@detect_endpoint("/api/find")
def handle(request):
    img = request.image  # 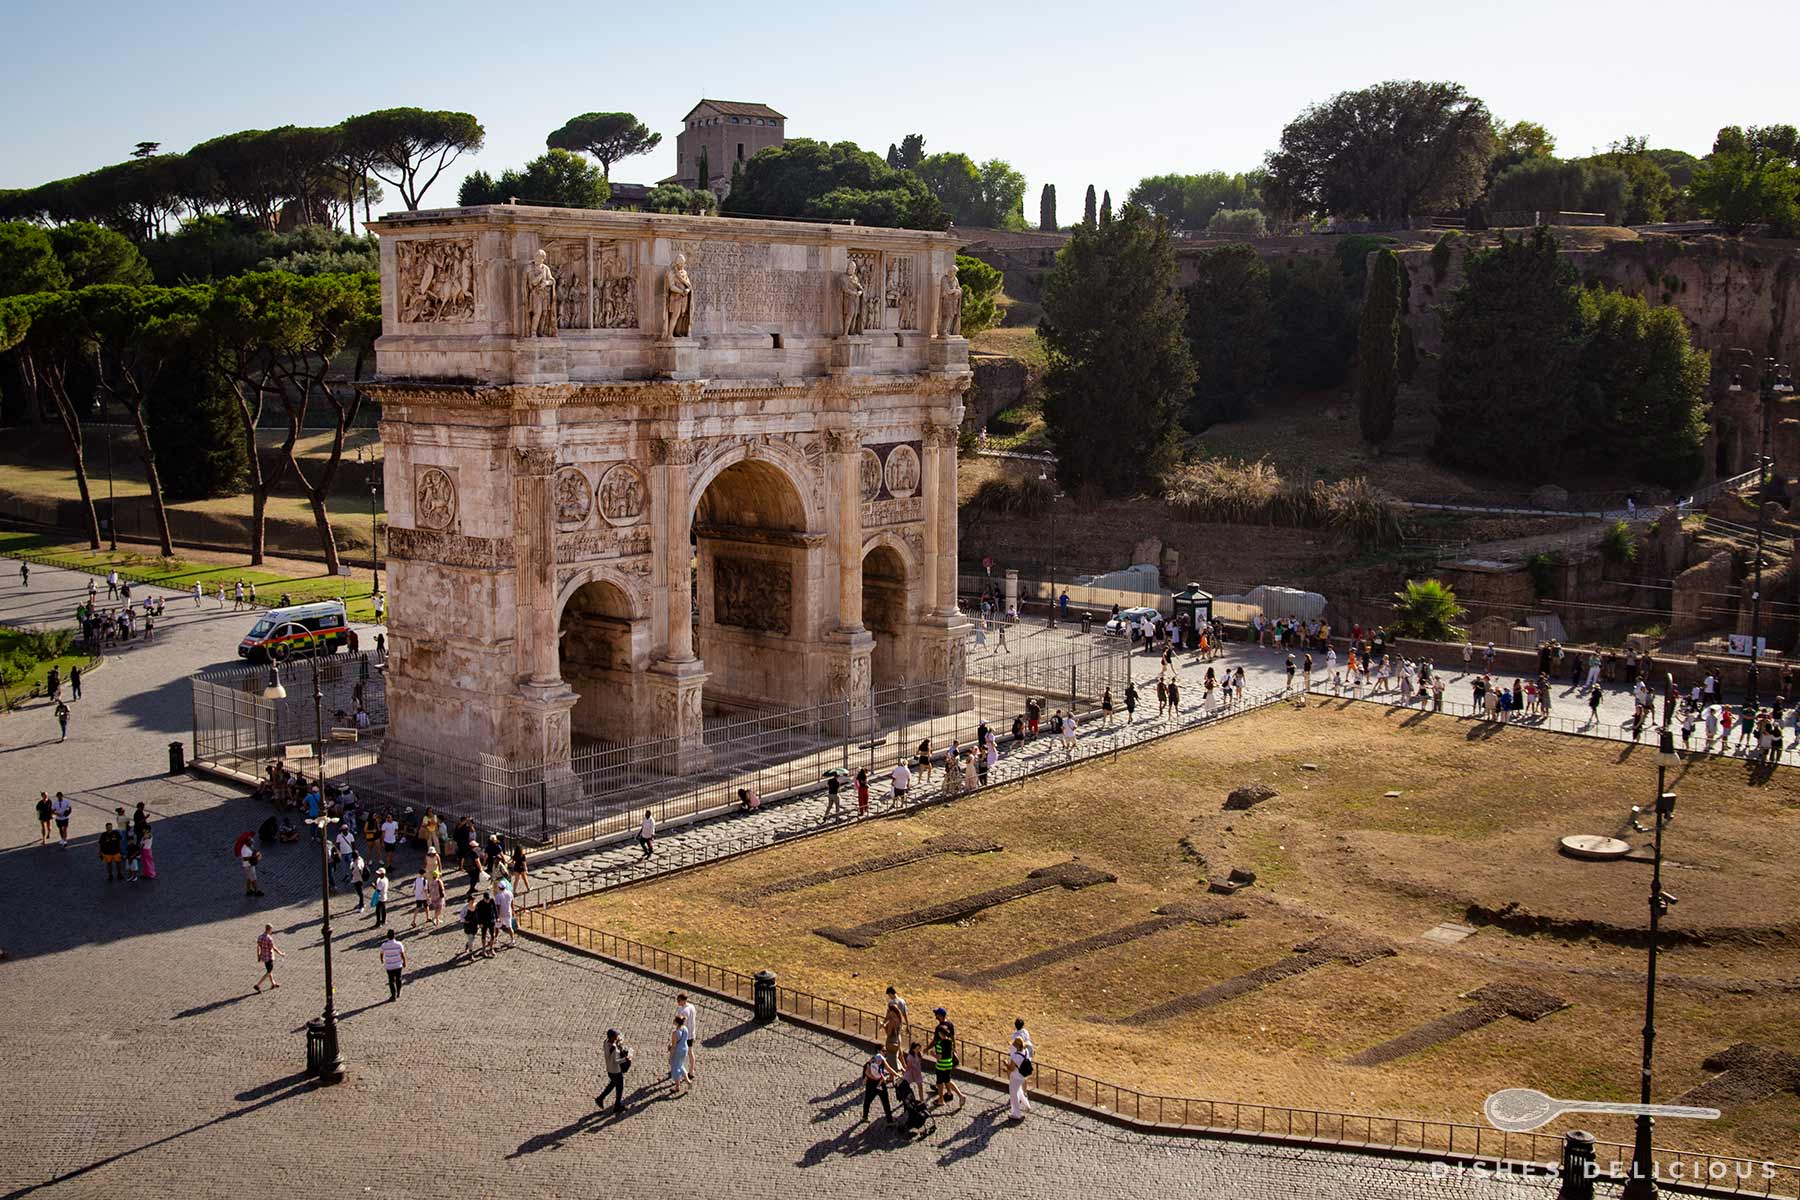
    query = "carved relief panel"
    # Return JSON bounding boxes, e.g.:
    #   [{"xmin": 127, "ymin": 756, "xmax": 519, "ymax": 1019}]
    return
[
  {"xmin": 861, "ymin": 440, "xmax": 925, "ymax": 526},
  {"xmin": 396, "ymin": 239, "xmax": 476, "ymax": 324},
  {"xmin": 713, "ymin": 556, "xmax": 792, "ymax": 635},
  {"xmin": 594, "ymin": 240, "xmax": 638, "ymax": 329},
  {"xmin": 546, "ymin": 240, "xmax": 589, "ymax": 332},
  {"xmin": 414, "ymin": 466, "xmax": 458, "ymax": 531},
  {"xmin": 553, "ymin": 466, "xmax": 592, "ymax": 528},
  {"xmin": 849, "ymin": 249, "xmax": 882, "ymax": 331},
  {"xmin": 884, "ymin": 255, "xmax": 917, "ymax": 330},
  {"xmin": 598, "ymin": 463, "xmax": 648, "ymax": 526},
  {"xmin": 882, "ymin": 444, "xmax": 921, "ymax": 498},
  {"xmin": 859, "ymin": 449, "xmax": 884, "ymax": 502}
]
